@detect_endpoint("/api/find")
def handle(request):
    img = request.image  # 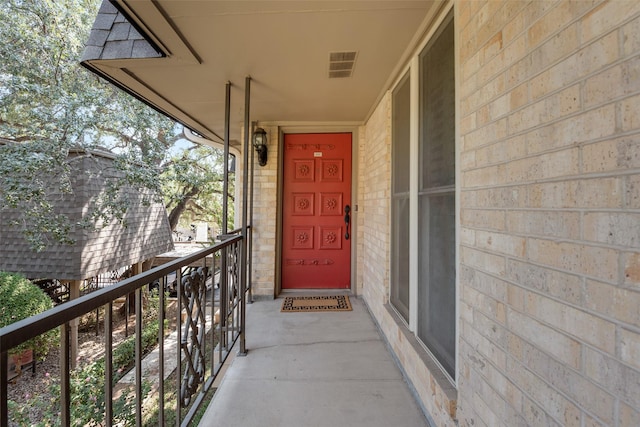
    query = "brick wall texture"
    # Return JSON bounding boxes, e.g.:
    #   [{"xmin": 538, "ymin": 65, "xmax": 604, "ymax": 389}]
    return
[
  {"xmin": 248, "ymin": 126, "xmax": 279, "ymax": 297},
  {"xmin": 454, "ymin": 1, "xmax": 640, "ymax": 426},
  {"xmin": 355, "ymin": 1, "xmax": 640, "ymax": 426},
  {"xmin": 248, "ymin": 1, "xmax": 640, "ymax": 425}
]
